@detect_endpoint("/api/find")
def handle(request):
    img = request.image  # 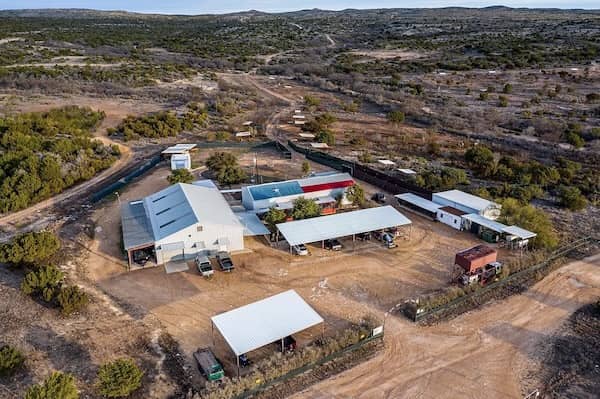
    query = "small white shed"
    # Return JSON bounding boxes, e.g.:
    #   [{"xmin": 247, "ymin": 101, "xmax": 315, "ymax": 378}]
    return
[{"xmin": 171, "ymin": 153, "xmax": 191, "ymax": 170}]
